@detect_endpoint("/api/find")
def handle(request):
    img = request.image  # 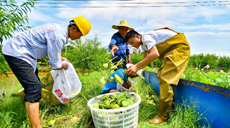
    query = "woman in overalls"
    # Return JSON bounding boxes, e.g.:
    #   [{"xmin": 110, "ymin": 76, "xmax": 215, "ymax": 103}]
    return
[{"xmin": 124, "ymin": 28, "xmax": 190, "ymax": 124}]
